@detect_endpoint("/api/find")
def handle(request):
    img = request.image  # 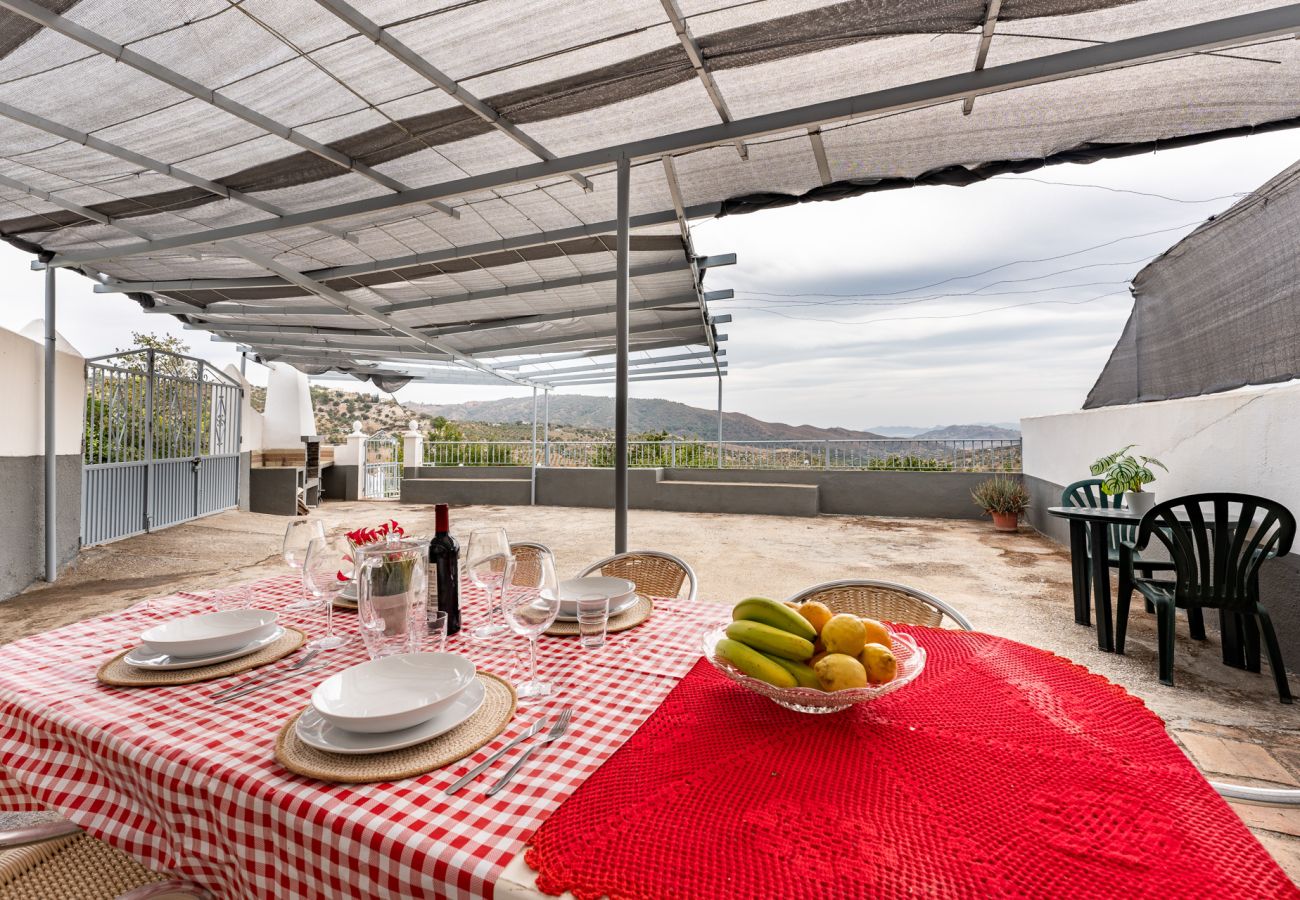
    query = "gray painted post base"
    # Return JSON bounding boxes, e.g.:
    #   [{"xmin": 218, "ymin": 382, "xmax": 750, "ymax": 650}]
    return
[{"xmin": 0, "ymin": 454, "xmax": 81, "ymax": 602}]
